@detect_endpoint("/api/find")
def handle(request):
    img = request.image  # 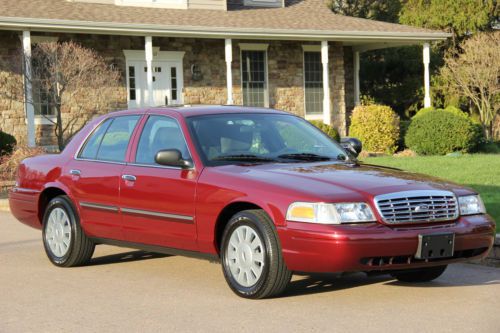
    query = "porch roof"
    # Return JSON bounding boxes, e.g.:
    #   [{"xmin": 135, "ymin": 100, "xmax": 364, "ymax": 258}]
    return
[{"xmin": 0, "ymin": 0, "xmax": 450, "ymax": 43}]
